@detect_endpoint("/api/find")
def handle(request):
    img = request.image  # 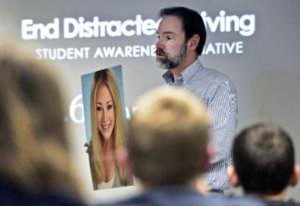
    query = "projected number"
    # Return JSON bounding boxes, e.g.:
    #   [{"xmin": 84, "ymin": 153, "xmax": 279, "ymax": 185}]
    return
[{"xmin": 69, "ymin": 94, "xmax": 84, "ymax": 123}]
